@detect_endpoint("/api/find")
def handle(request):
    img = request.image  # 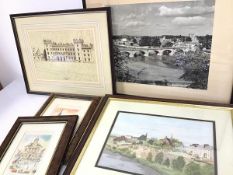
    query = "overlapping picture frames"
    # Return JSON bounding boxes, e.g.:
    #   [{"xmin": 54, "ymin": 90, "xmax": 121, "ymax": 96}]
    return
[
  {"xmin": 35, "ymin": 94, "xmax": 101, "ymax": 163},
  {"xmin": 0, "ymin": 116, "xmax": 78, "ymax": 175},
  {"xmin": 5, "ymin": 1, "xmax": 233, "ymax": 175},
  {"xmin": 64, "ymin": 95, "xmax": 233, "ymax": 175}
]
